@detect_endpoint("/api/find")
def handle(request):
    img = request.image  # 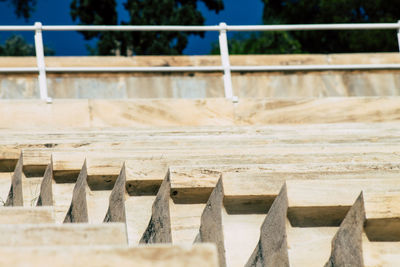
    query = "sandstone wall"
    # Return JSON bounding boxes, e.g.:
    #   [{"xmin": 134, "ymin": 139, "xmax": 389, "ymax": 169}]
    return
[{"xmin": 1, "ymin": 54, "xmax": 400, "ymax": 99}]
